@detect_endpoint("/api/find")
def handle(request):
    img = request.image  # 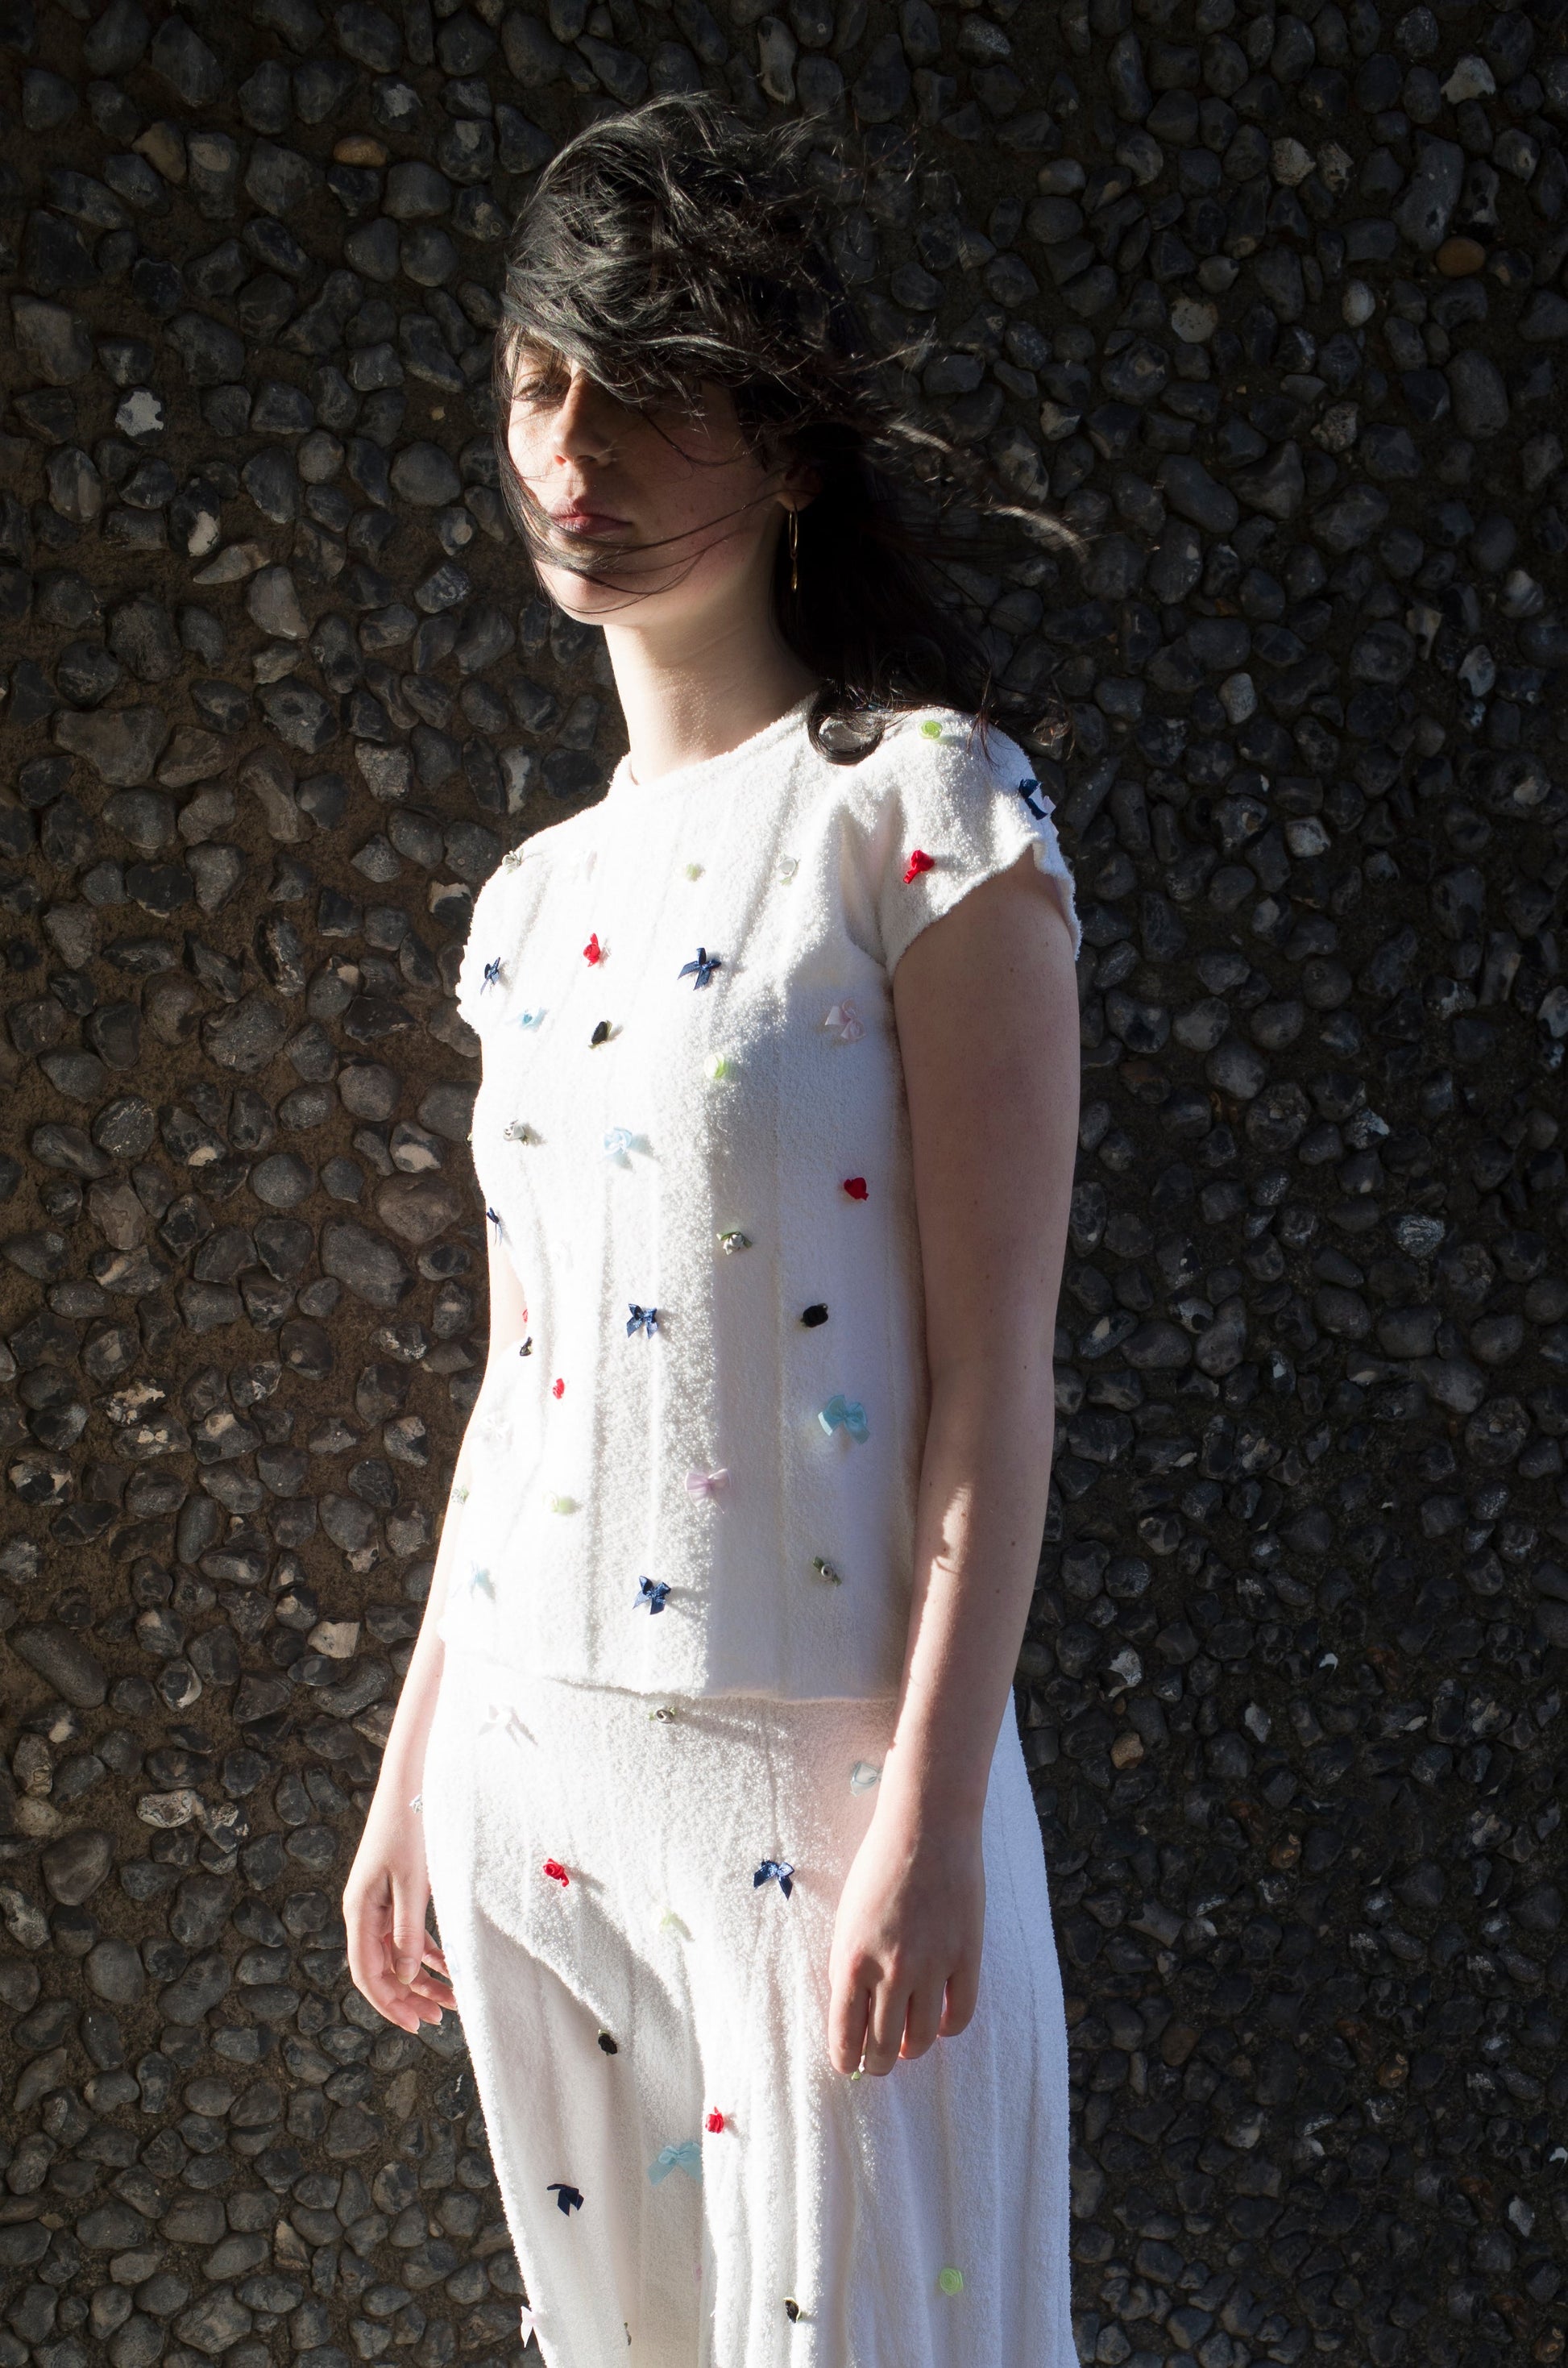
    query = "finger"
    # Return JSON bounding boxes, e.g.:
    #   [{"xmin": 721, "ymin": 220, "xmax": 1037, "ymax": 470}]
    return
[
  {"xmin": 900, "ymin": 1975, "xmax": 945, "ymax": 2062},
  {"xmin": 377, "ymin": 1908, "xmax": 454, "ymax": 2026},
  {"xmin": 938, "ymin": 1953, "xmax": 981, "ymax": 2038},
  {"xmin": 400, "ymin": 1986, "xmax": 451, "ymax": 2029},
  {"xmin": 353, "ymin": 1950, "xmax": 425, "ymax": 2033},
  {"xmin": 827, "ymin": 1964, "xmax": 873, "ymax": 2076},
  {"xmin": 345, "ymin": 1877, "xmax": 439, "ymax": 2032},
  {"xmin": 407, "ymin": 1951, "xmax": 458, "ymax": 2011},
  {"xmin": 863, "ymin": 1975, "xmax": 909, "ymax": 2076},
  {"xmin": 407, "ymin": 1956, "xmax": 455, "ymax": 2000},
  {"xmin": 390, "ymin": 1886, "xmax": 433, "ymax": 1986}
]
